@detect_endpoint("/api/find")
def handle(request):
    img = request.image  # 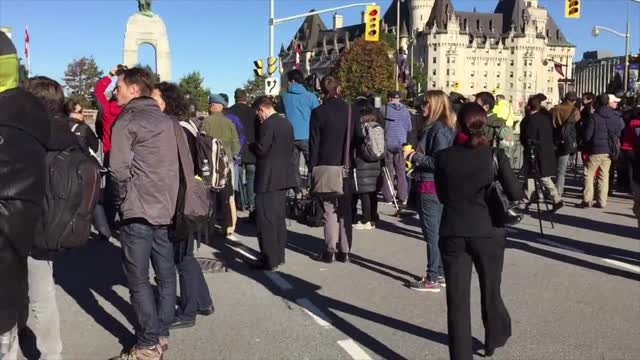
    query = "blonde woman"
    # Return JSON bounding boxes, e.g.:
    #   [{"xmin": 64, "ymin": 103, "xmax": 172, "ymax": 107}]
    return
[{"xmin": 403, "ymin": 90, "xmax": 456, "ymax": 292}]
